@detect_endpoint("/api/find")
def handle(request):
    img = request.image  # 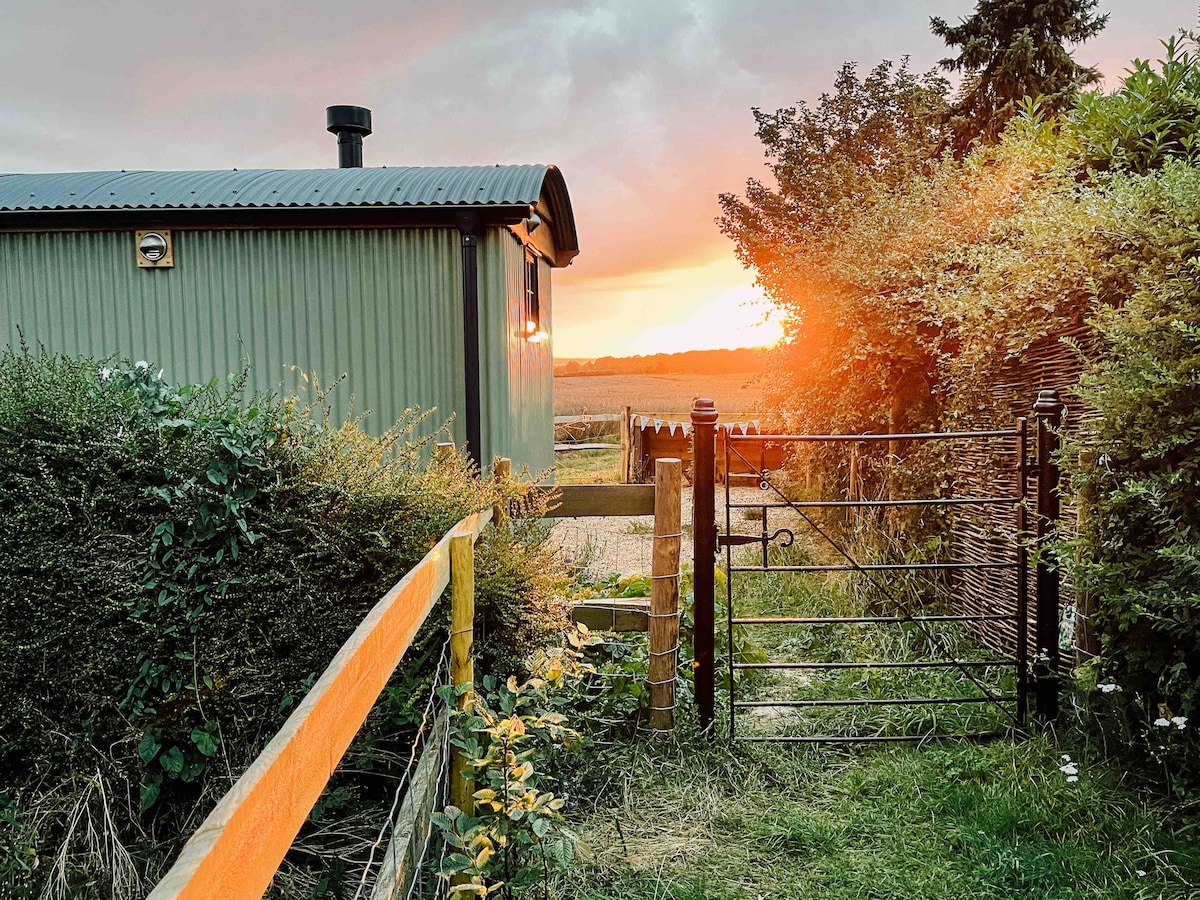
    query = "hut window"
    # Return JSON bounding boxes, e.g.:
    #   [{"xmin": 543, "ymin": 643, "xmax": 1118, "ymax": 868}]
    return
[{"xmin": 523, "ymin": 250, "xmax": 544, "ymax": 342}]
